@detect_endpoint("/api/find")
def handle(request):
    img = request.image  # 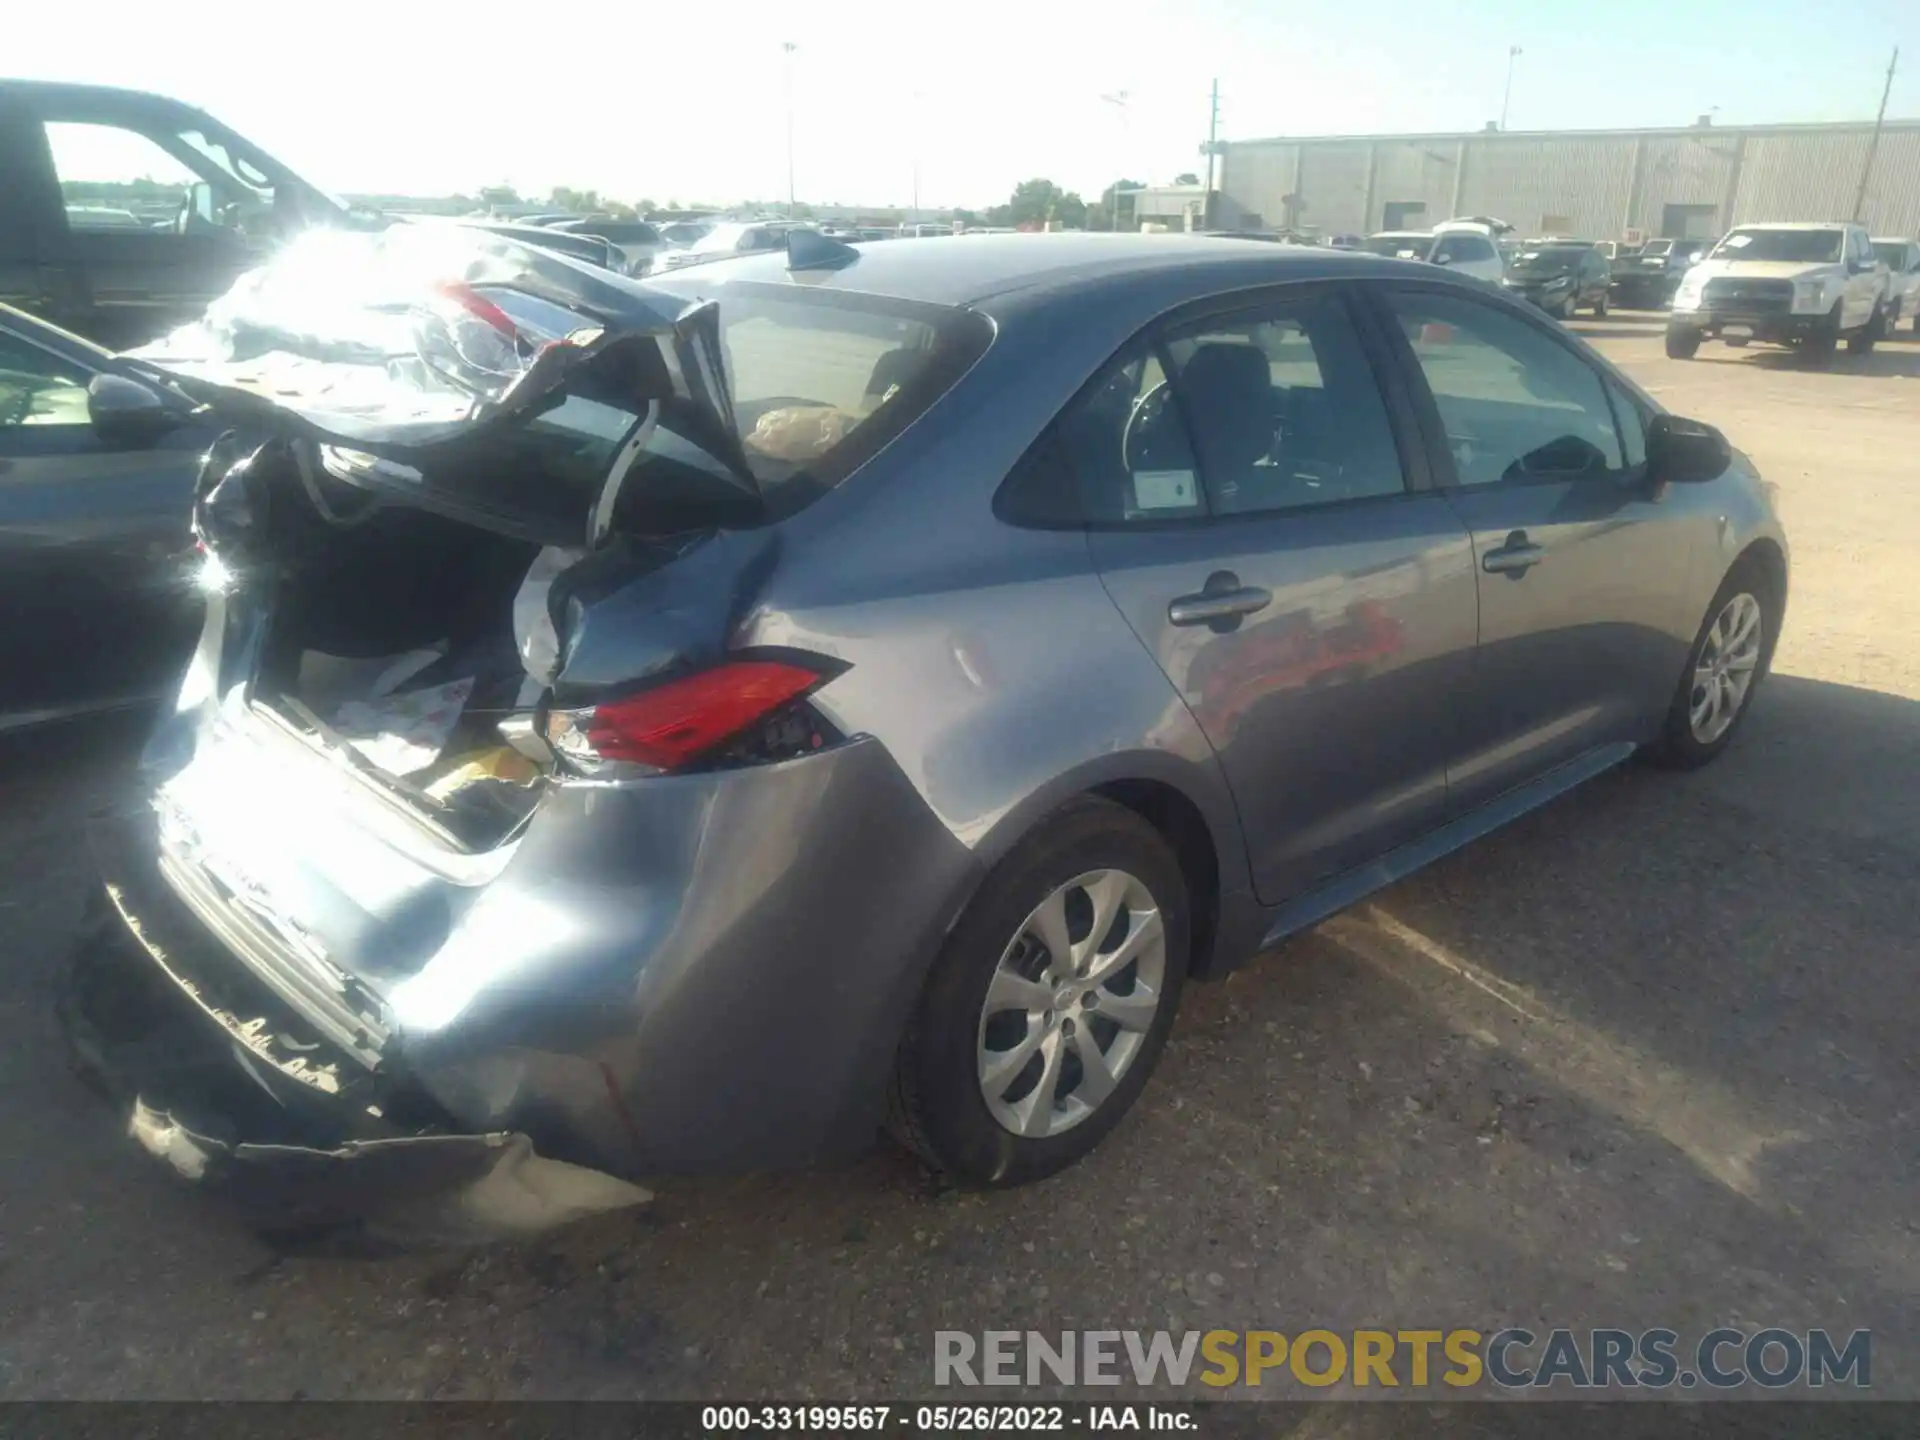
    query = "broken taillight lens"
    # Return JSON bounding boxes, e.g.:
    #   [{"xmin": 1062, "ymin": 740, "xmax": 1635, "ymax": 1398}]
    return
[{"xmin": 545, "ymin": 660, "xmax": 830, "ymax": 775}]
